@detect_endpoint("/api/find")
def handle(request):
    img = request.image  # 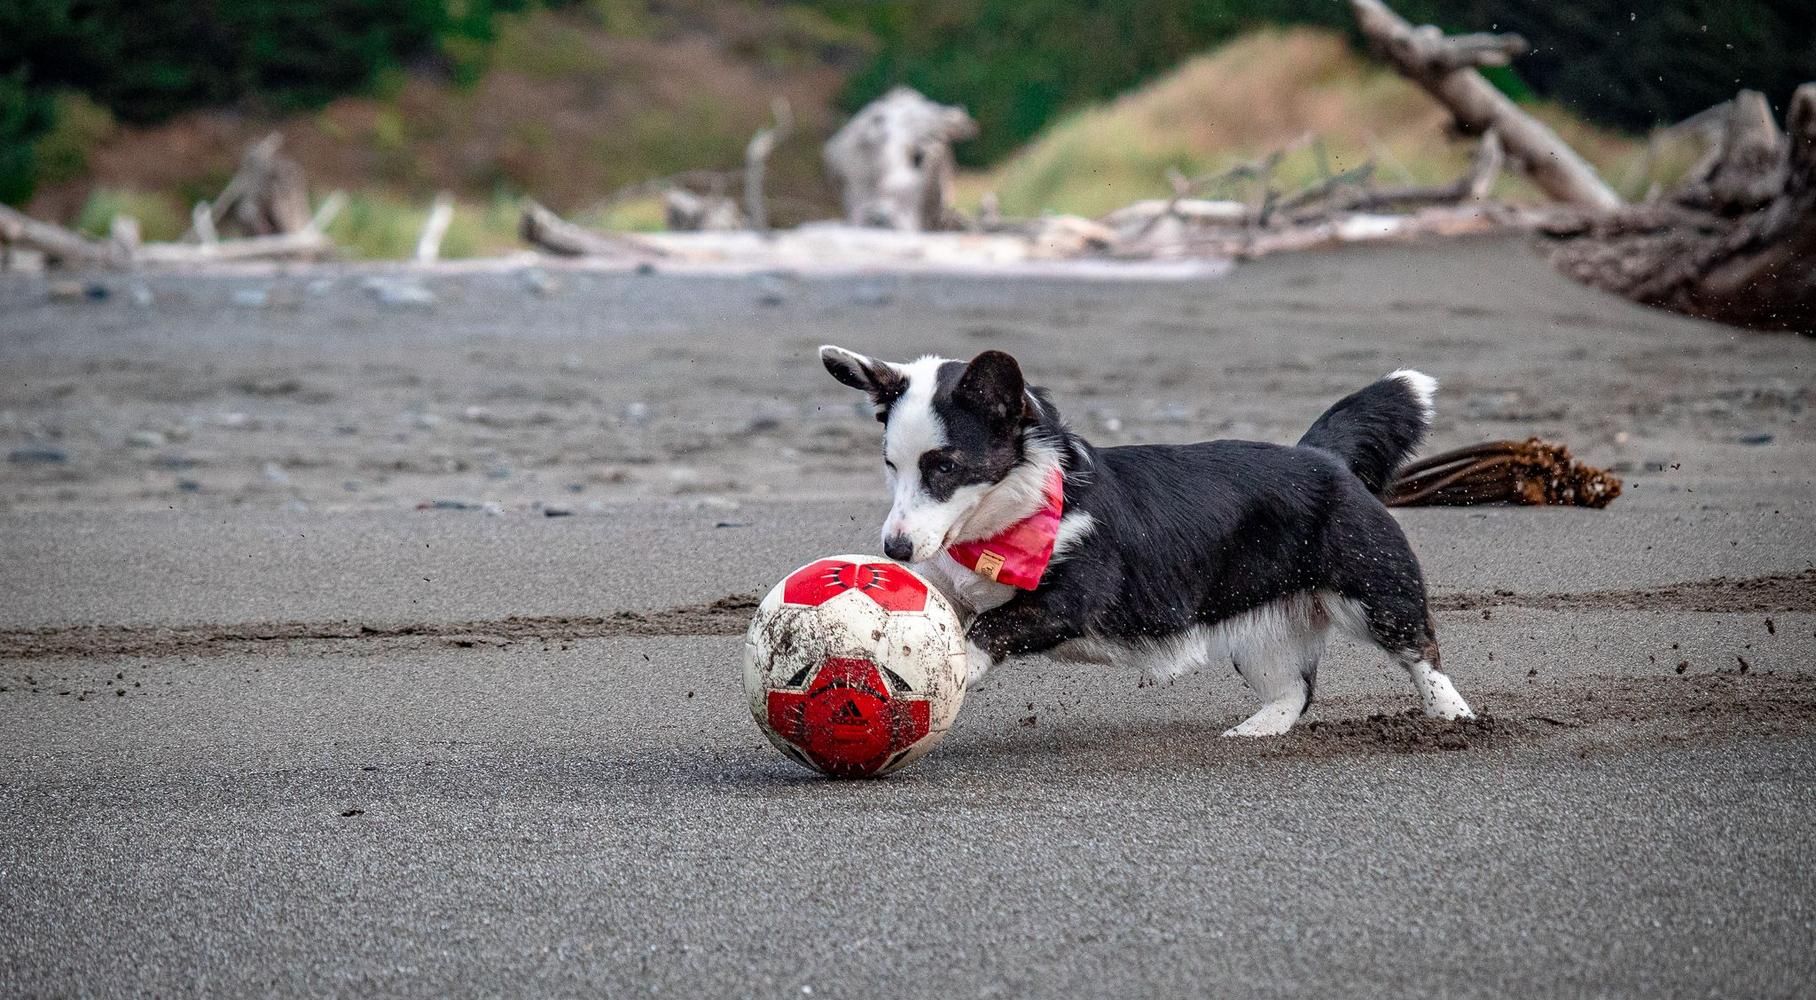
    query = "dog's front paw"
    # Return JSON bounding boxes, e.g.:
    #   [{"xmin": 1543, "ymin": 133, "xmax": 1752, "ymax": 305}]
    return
[{"xmin": 963, "ymin": 640, "xmax": 997, "ymax": 691}]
